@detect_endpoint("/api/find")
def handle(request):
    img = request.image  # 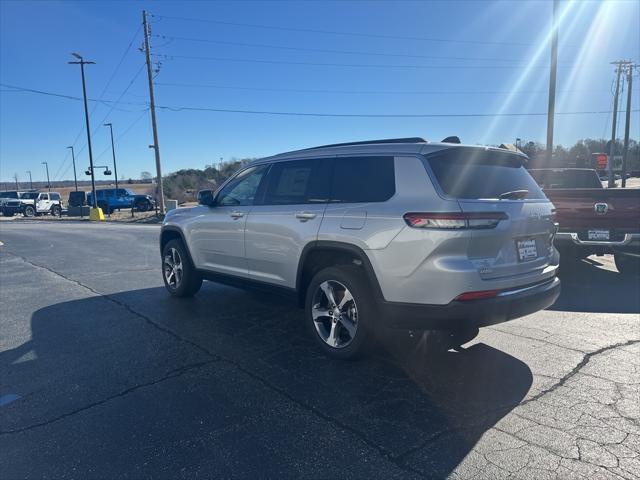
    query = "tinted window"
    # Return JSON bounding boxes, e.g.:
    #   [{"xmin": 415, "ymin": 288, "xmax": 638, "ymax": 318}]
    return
[
  {"xmin": 50, "ymin": 193, "xmax": 60, "ymax": 201},
  {"xmin": 39, "ymin": 194, "xmax": 49, "ymax": 201},
  {"xmin": 21, "ymin": 192, "xmax": 38, "ymax": 200},
  {"xmin": 217, "ymin": 165, "xmax": 268, "ymax": 206},
  {"xmin": 262, "ymin": 159, "xmax": 331, "ymax": 205},
  {"xmin": 426, "ymin": 149, "xmax": 545, "ymax": 200},
  {"xmin": 330, "ymin": 156, "xmax": 395, "ymax": 203},
  {"xmin": 117, "ymin": 189, "xmax": 129, "ymax": 196},
  {"xmin": 529, "ymin": 169, "xmax": 602, "ymax": 189}
]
